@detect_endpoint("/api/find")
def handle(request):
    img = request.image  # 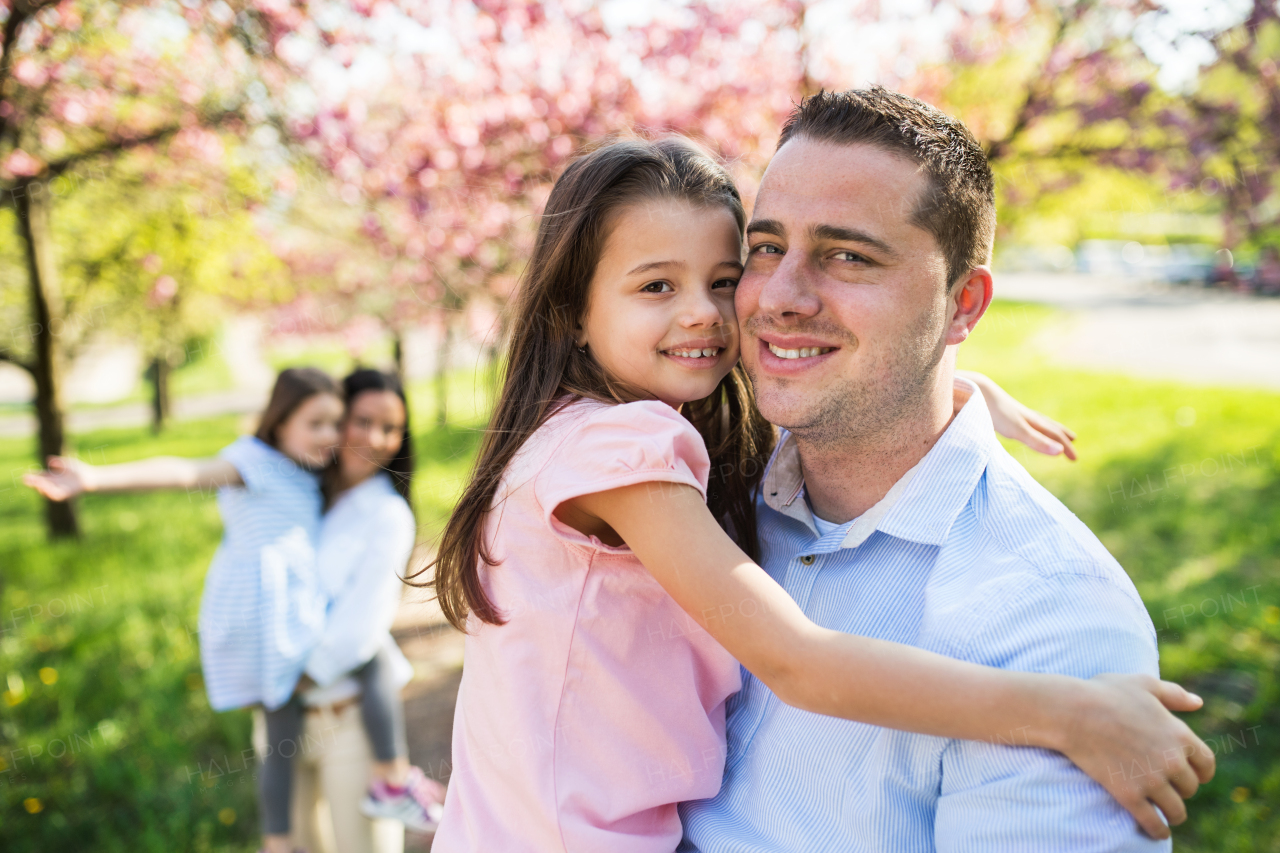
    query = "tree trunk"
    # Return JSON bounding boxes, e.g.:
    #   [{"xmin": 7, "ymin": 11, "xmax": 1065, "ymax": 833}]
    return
[
  {"xmin": 392, "ymin": 329, "xmax": 406, "ymax": 382},
  {"xmin": 434, "ymin": 322, "xmax": 451, "ymax": 428},
  {"xmin": 15, "ymin": 178, "xmax": 78, "ymax": 538},
  {"xmin": 148, "ymin": 355, "xmax": 171, "ymax": 434}
]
